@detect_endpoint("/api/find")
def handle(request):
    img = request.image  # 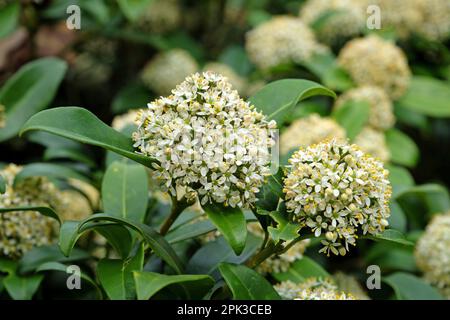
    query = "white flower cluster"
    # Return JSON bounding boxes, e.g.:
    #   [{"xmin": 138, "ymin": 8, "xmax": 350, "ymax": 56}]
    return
[
  {"xmin": 338, "ymin": 36, "xmax": 411, "ymax": 100},
  {"xmin": 203, "ymin": 63, "xmax": 247, "ymax": 95},
  {"xmin": 280, "ymin": 114, "xmax": 346, "ymax": 155},
  {"xmin": 0, "ymin": 164, "xmax": 60, "ymax": 258},
  {"xmin": 415, "ymin": 0, "xmax": 450, "ymax": 41},
  {"xmin": 133, "ymin": 71, "xmax": 276, "ymax": 208},
  {"xmin": 299, "ymin": 0, "xmax": 365, "ymax": 45},
  {"xmin": 333, "ymin": 272, "xmax": 370, "ymax": 300},
  {"xmin": 0, "ymin": 104, "xmax": 5, "ymax": 128},
  {"xmin": 283, "ymin": 140, "xmax": 392, "ymax": 256},
  {"xmin": 415, "ymin": 212, "xmax": 450, "ymax": 299},
  {"xmin": 137, "ymin": 0, "xmax": 181, "ymax": 34},
  {"xmin": 245, "ymin": 16, "xmax": 328, "ymax": 70},
  {"xmin": 141, "ymin": 49, "xmax": 198, "ymax": 96},
  {"xmin": 58, "ymin": 190, "xmax": 93, "ymax": 222},
  {"xmin": 274, "ymin": 277, "xmax": 357, "ymax": 300},
  {"xmin": 334, "ymin": 86, "xmax": 395, "ymax": 131},
  {"xmin": 112, "ymin": 109, "xmax": 141, "ymax": 132},
  {"xmin": 354, "ymin": 127, "xmax": 390, "ymax": 163}
]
